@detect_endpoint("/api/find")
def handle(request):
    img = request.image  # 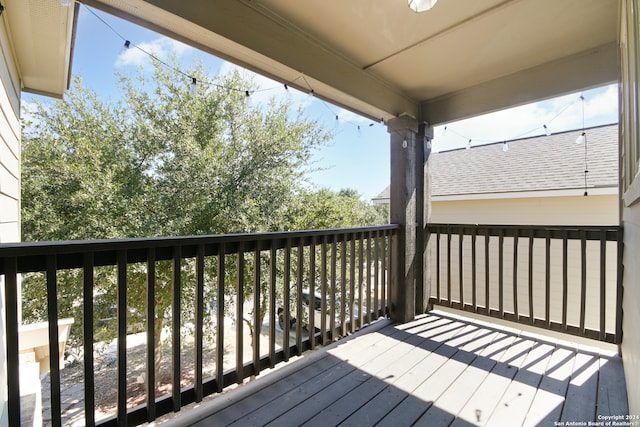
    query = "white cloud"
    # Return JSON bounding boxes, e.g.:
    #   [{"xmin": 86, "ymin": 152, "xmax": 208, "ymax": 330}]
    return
[{"xmin": 115, "ymin": 37, "xmax": 193, "ymax": 67}]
